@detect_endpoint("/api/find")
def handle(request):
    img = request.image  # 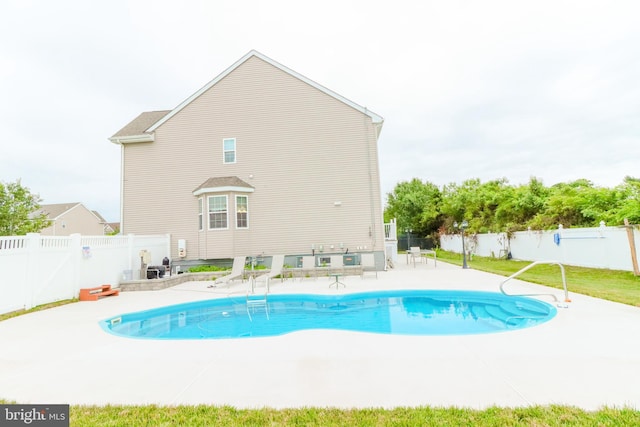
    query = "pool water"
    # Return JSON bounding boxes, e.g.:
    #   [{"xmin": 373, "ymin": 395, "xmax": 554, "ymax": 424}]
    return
[{"xmin": 101, "ymin": 290, "xmax": 557, "ymax": 339}]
